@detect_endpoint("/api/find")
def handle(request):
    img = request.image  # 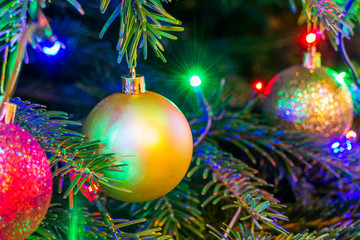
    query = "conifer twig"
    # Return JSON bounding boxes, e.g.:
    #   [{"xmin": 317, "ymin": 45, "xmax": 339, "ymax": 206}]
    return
[
  {"xmin": 224, "ymin": 207, "xmax": 241, "ymax": 238},
  {"xmin": 99, "ymin": 0, "xmax": 183, "ymax": 67},
  {"xmin": 94, "ymin": 194, "xmax": 120, "ymax": 240}
]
